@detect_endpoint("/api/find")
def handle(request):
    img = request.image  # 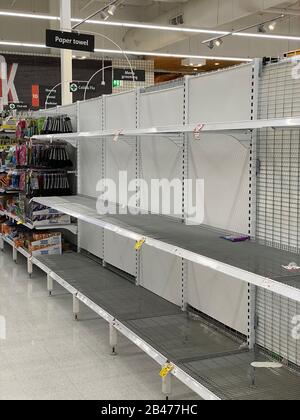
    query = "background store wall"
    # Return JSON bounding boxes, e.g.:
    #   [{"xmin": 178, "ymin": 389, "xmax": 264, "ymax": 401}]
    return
[{"xmin": 0, "ymin": 52, "xmax": 154, "ymax": 108}]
